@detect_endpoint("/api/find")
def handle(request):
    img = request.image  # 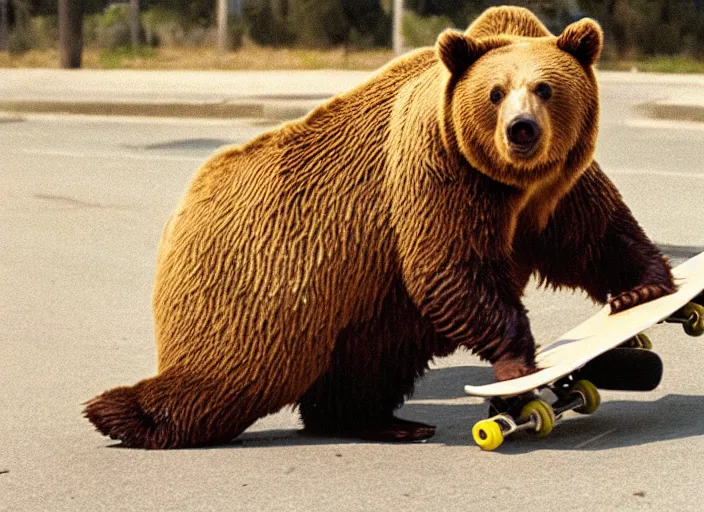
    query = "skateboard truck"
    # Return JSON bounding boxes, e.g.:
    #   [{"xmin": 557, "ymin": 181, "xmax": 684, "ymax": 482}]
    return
[
  {"xmin": 664, "ymin": 302, "xmax": 704, "ymax": 336},
  {"xmin": 472, "ymin": 380, "xmax": 601, "ymax": 451}
]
